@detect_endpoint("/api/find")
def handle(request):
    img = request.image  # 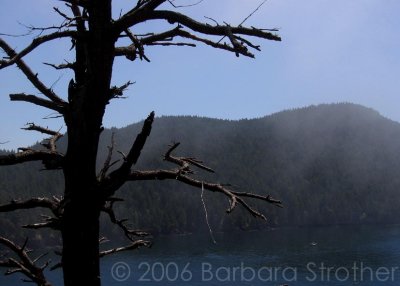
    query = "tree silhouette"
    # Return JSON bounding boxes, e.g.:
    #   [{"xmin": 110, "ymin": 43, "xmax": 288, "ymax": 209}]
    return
[{"xmin": 0, "ymin": 1, "xmax": 282, "ymax": 286}]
